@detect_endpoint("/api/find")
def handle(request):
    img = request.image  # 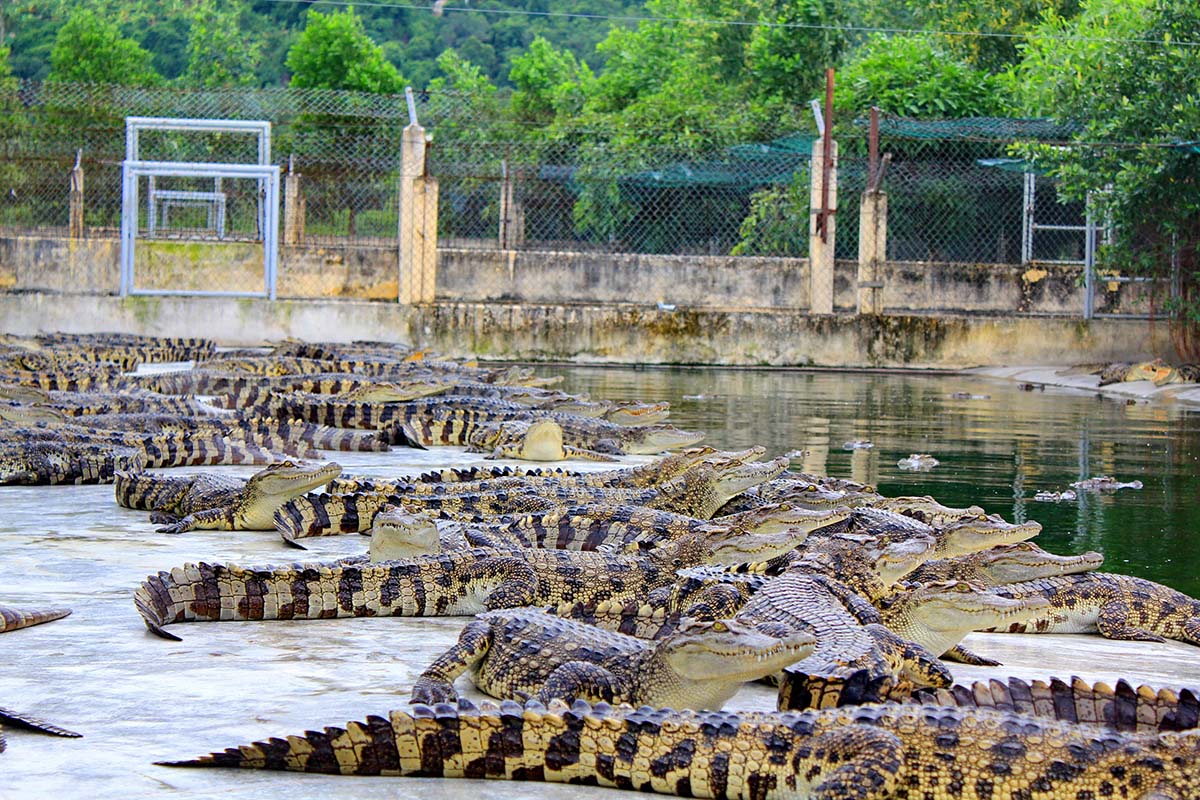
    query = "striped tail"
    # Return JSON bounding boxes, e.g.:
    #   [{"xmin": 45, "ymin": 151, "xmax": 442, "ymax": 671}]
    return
[
  {"xmin": 273, "ymin": 493, "xmax": 389, "ymax": 543},
  {"xmin": 156, "ymin": 698, "xmax": 783, "ymax": 799},
  {"xmin": 0, "ymin": 605, "xmax": 71, "ymax": 633},
  {"xmin": 911, "ymin": 676, "xmax": 1200, "ymax": 733},
  {"xmin": 133, "ymin": 556, "xmax": 505, "ymax": 639},
  {"xmin": 0, "ymin": 706, "xmax": 82, "ymax": 738},
  {"xmin": 303, "ymin": 424, "xmax": 391, "ymax": 452},
  {"xmin": 140, "ymin": 437, "xmax": 290, "ymax": 468}
]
